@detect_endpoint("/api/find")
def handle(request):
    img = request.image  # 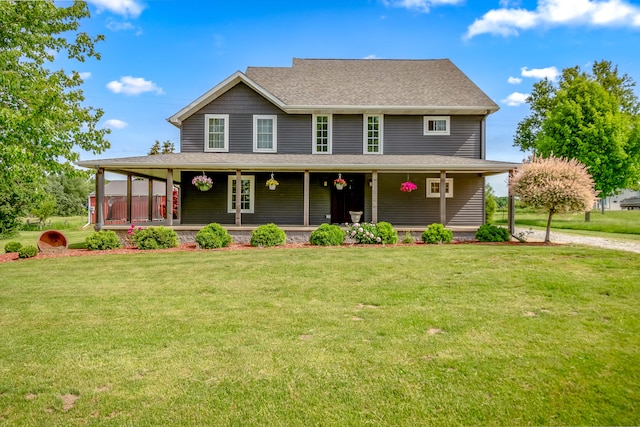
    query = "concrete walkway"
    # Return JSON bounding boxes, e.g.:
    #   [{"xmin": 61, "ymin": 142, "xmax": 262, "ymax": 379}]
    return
[{"xmin": 516, "ymin": 228, "xmax": 640, "ymax": 254}]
